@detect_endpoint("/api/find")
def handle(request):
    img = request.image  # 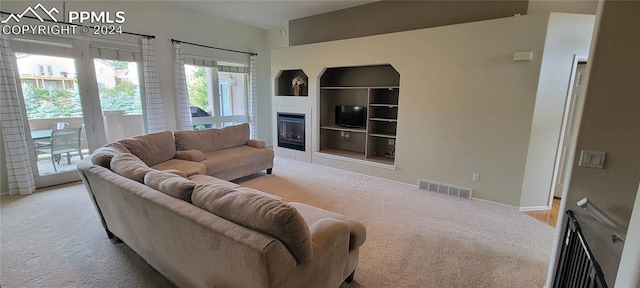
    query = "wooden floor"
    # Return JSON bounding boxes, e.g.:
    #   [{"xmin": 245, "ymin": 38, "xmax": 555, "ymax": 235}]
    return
[{"xmin": 523, "ymin": 197, "xmax": 561, "ymax": 227}]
